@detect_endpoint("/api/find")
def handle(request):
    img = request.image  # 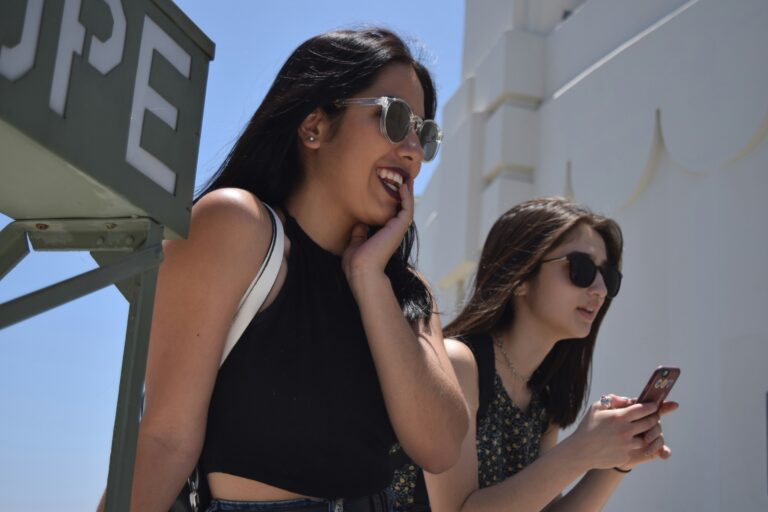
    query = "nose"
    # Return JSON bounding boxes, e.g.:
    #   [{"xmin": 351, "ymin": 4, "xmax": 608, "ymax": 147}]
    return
[
  {"xmin": 395, "ymin": 127, "xmax": 424, "ymax": 164},
  {"xmin": 589, "ymin": 270, "xmax": 608, "ymax": 298}
]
